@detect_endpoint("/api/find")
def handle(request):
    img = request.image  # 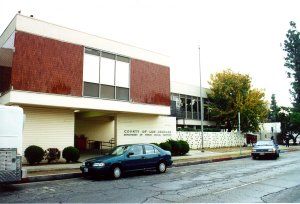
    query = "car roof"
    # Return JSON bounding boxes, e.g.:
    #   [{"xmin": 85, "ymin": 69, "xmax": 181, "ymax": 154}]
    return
[{"xmin": 117, "ymin": 143, "xmax": 156, "ymax": 146}]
